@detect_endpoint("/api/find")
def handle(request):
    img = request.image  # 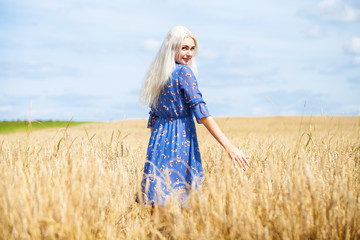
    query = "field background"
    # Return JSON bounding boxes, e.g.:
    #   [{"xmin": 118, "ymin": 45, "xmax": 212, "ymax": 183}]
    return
[{"xmin": 0, "ymin": 116, "xmax": 359, "ymax": 239}]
